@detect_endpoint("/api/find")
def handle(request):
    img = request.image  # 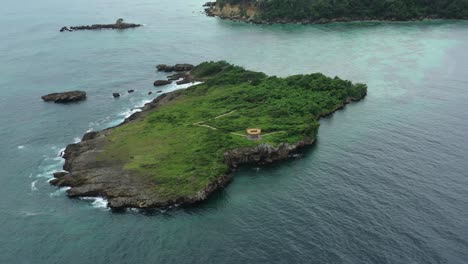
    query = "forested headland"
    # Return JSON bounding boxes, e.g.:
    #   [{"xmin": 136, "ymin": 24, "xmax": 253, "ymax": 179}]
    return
[{"xmin": 205, "ymin": 0, "xmax": 468, "ymax": 23}]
